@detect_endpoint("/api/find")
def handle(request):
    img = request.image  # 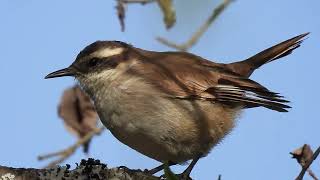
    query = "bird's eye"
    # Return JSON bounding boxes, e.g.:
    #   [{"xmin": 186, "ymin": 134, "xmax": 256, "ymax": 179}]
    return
[{"xmin": 88, "ymin": 57, "xmax": 100, "ymax": 67}]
